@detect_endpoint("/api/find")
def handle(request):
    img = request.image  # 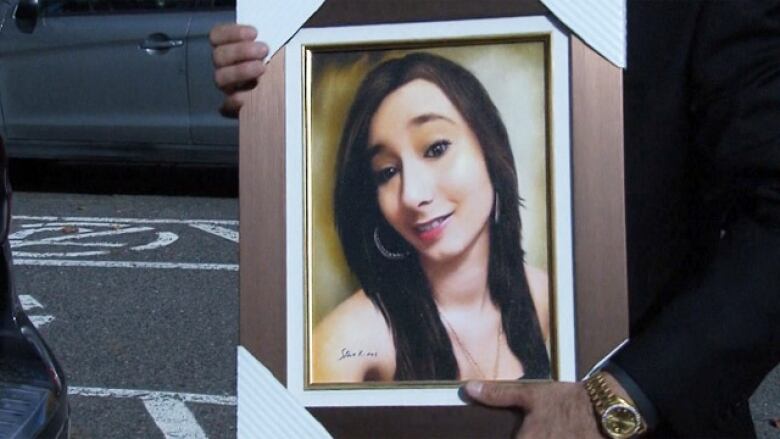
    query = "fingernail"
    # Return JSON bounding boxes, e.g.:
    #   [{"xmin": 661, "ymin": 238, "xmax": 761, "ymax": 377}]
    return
[{"xmin": 461, "ymin": 381, "xmax": 483, "ymax": 400}]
